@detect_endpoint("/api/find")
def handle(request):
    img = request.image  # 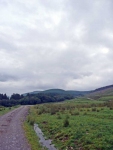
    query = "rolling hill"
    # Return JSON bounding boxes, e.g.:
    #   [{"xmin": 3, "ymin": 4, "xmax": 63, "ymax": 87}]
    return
[
  {"xmin": 23, "ymin": 84, "xmax": 113, "ymax": 100},
  {"xmin": 23, "ymin": 89, "xmax": 90, "ymax": 97}
]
